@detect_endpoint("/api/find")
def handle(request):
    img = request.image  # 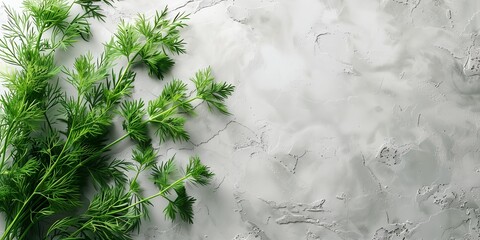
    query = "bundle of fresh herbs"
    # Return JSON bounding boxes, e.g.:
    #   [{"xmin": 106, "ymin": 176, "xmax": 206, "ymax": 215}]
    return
[{"xmin": 0, "ymin": 0, "xmax": 234, "ymax": 239}]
